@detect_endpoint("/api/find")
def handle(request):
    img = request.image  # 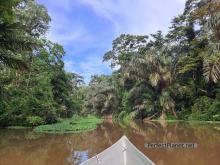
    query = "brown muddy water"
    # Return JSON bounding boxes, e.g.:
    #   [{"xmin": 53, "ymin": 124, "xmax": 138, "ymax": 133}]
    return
[{"xmin": 0, "ymin": 121, "xmax": 220, "ymax": 165}]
